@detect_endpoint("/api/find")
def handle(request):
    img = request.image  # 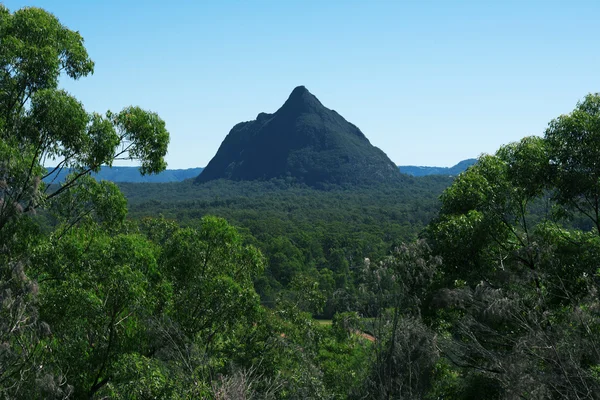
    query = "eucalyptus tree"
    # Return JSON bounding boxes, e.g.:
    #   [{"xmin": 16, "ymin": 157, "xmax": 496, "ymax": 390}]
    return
[
  {"xmin": 427, "ymin": 96, "xmax": 600, "ymax": 399},
  {"xmin": 0, "ymin": 6, "xmax": 169, "ymax": 397},
  {"xmin": 546, "ymin": 93, "xmax": 600, "ymax": 235}
]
